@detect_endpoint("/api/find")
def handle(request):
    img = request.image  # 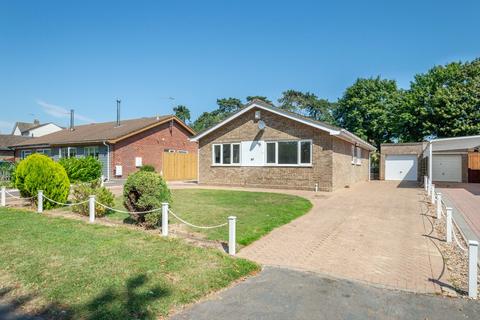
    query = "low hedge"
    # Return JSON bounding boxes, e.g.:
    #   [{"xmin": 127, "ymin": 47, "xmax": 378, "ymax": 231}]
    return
[{"xmin": 59, "ymin": 157, "xmax": 102, "ymax": 182}]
